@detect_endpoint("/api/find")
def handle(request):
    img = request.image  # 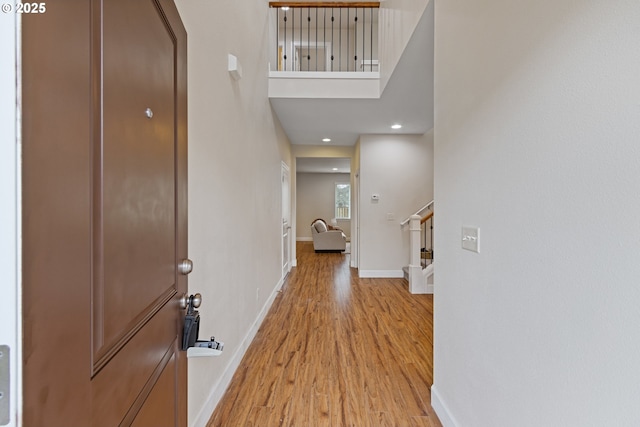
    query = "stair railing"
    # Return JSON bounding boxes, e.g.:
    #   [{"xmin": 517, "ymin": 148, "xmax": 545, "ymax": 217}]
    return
[
  {"xmin": 407, "ymin": 203, "xmax": 434, "ymax": 294},
  {"xmin": 400, "ymin": 199, "xmax": 433, "ymax": 226},
  {"xmin": 420, "ymin": 211, "xmax": 433, "ymax": 266}
]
